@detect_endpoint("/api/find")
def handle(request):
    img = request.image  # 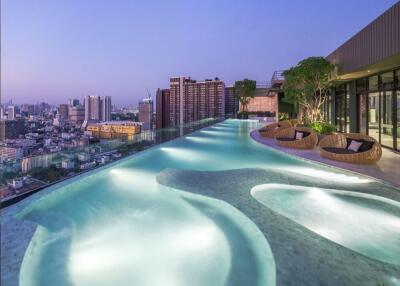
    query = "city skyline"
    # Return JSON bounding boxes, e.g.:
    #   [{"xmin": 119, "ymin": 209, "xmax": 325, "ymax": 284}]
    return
[{"xmin": 1, "ymin": 0, "xmax": 397, "ymax": 106}]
